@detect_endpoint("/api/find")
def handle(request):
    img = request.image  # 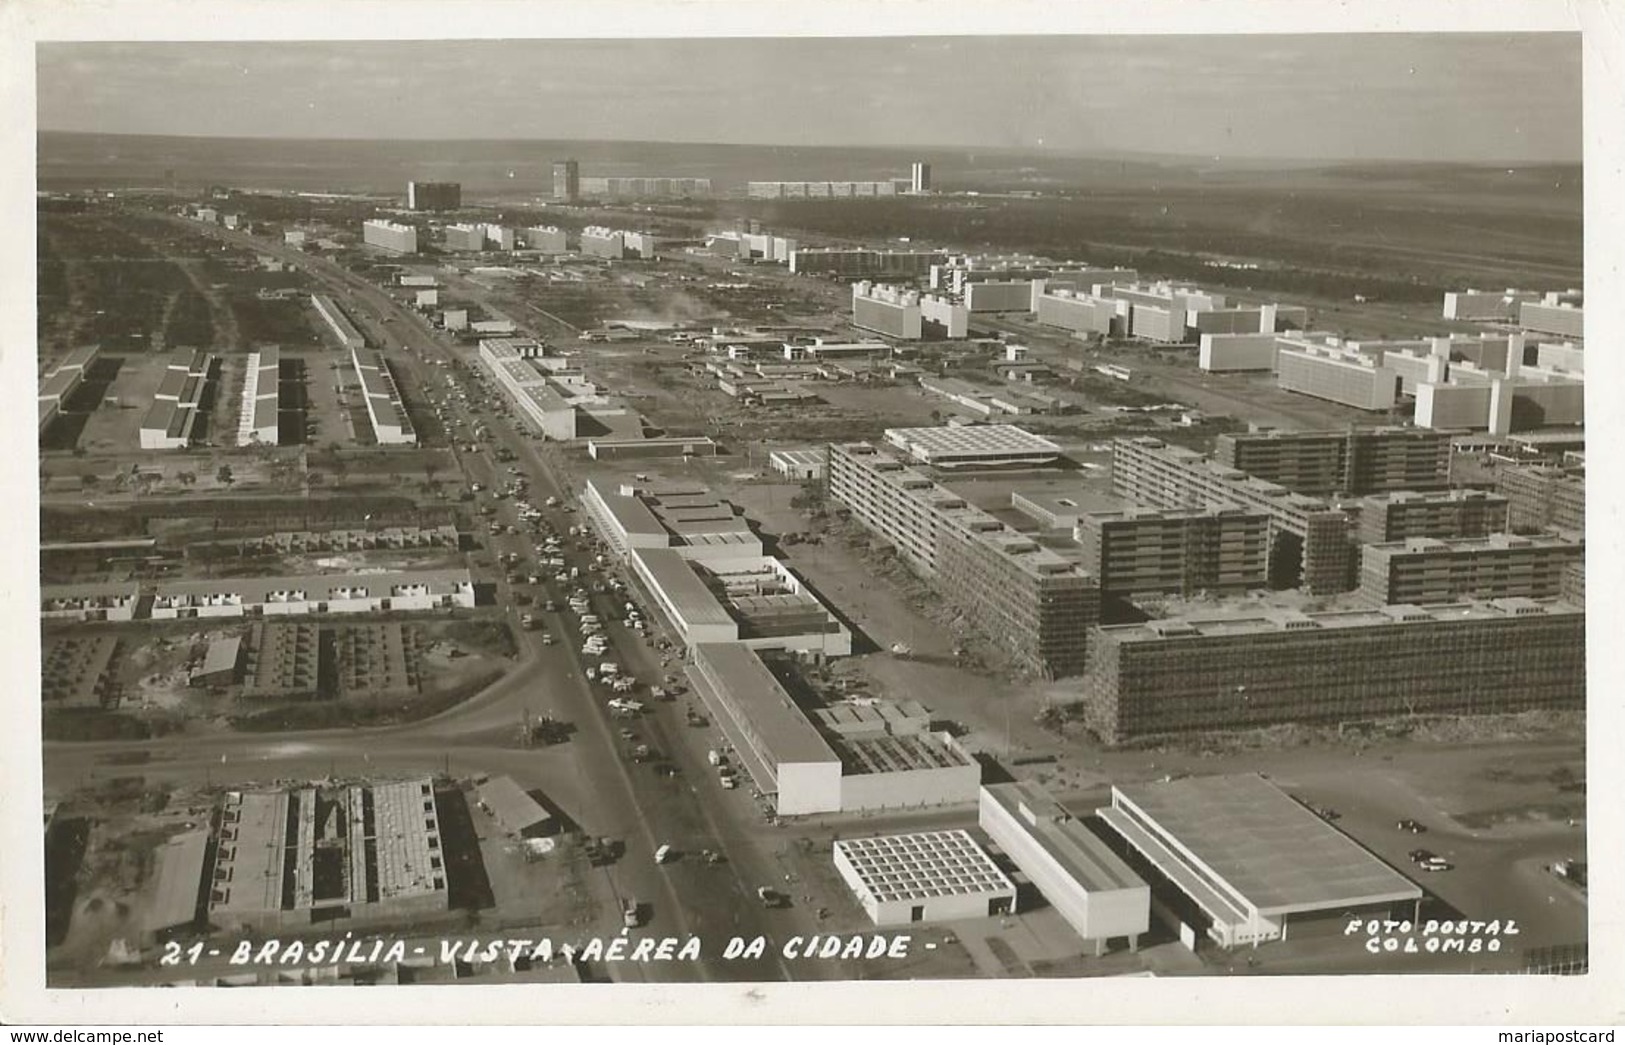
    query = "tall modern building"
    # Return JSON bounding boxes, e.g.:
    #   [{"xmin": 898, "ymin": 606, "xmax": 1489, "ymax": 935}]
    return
[
  {"xmin": 1357, "ymin": 533, "xmax": 1584, "ymax": 605},
  {"xmin": 361, "ymin": 220, "xmax": 419, "ymax": 255},
  {"xmin": 910, "ymin": 161, "xmax": 932, "ymax": 193},
  {"xmin": 1214, "ymin": 428, "xmax": 1452, "ymax": 497},
  {"xmin": 1495, "ymin": 464, "xmax": 1585, "ymax": 533},
  {"xmin": 827, "ymin": 441, "xmax": 1098, "ymax": 678},
  {"xmin": 1356, "ymin": 490, "xmax": 1510, "ymax": 544},
  {"xmin": 1082, "ymin": 598, "xmax": 1583, "ymax": 744},
  {"xmin": 406, "ymin": 181, "xmax": 461, "ymax": 212},
  {"xmin": 1075, "ymin": 508, "xmax": 1270, "ymax": 597},
  {"xmin": 552, "ymin": 159, "xmax": 580, "ymax": 202}
]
